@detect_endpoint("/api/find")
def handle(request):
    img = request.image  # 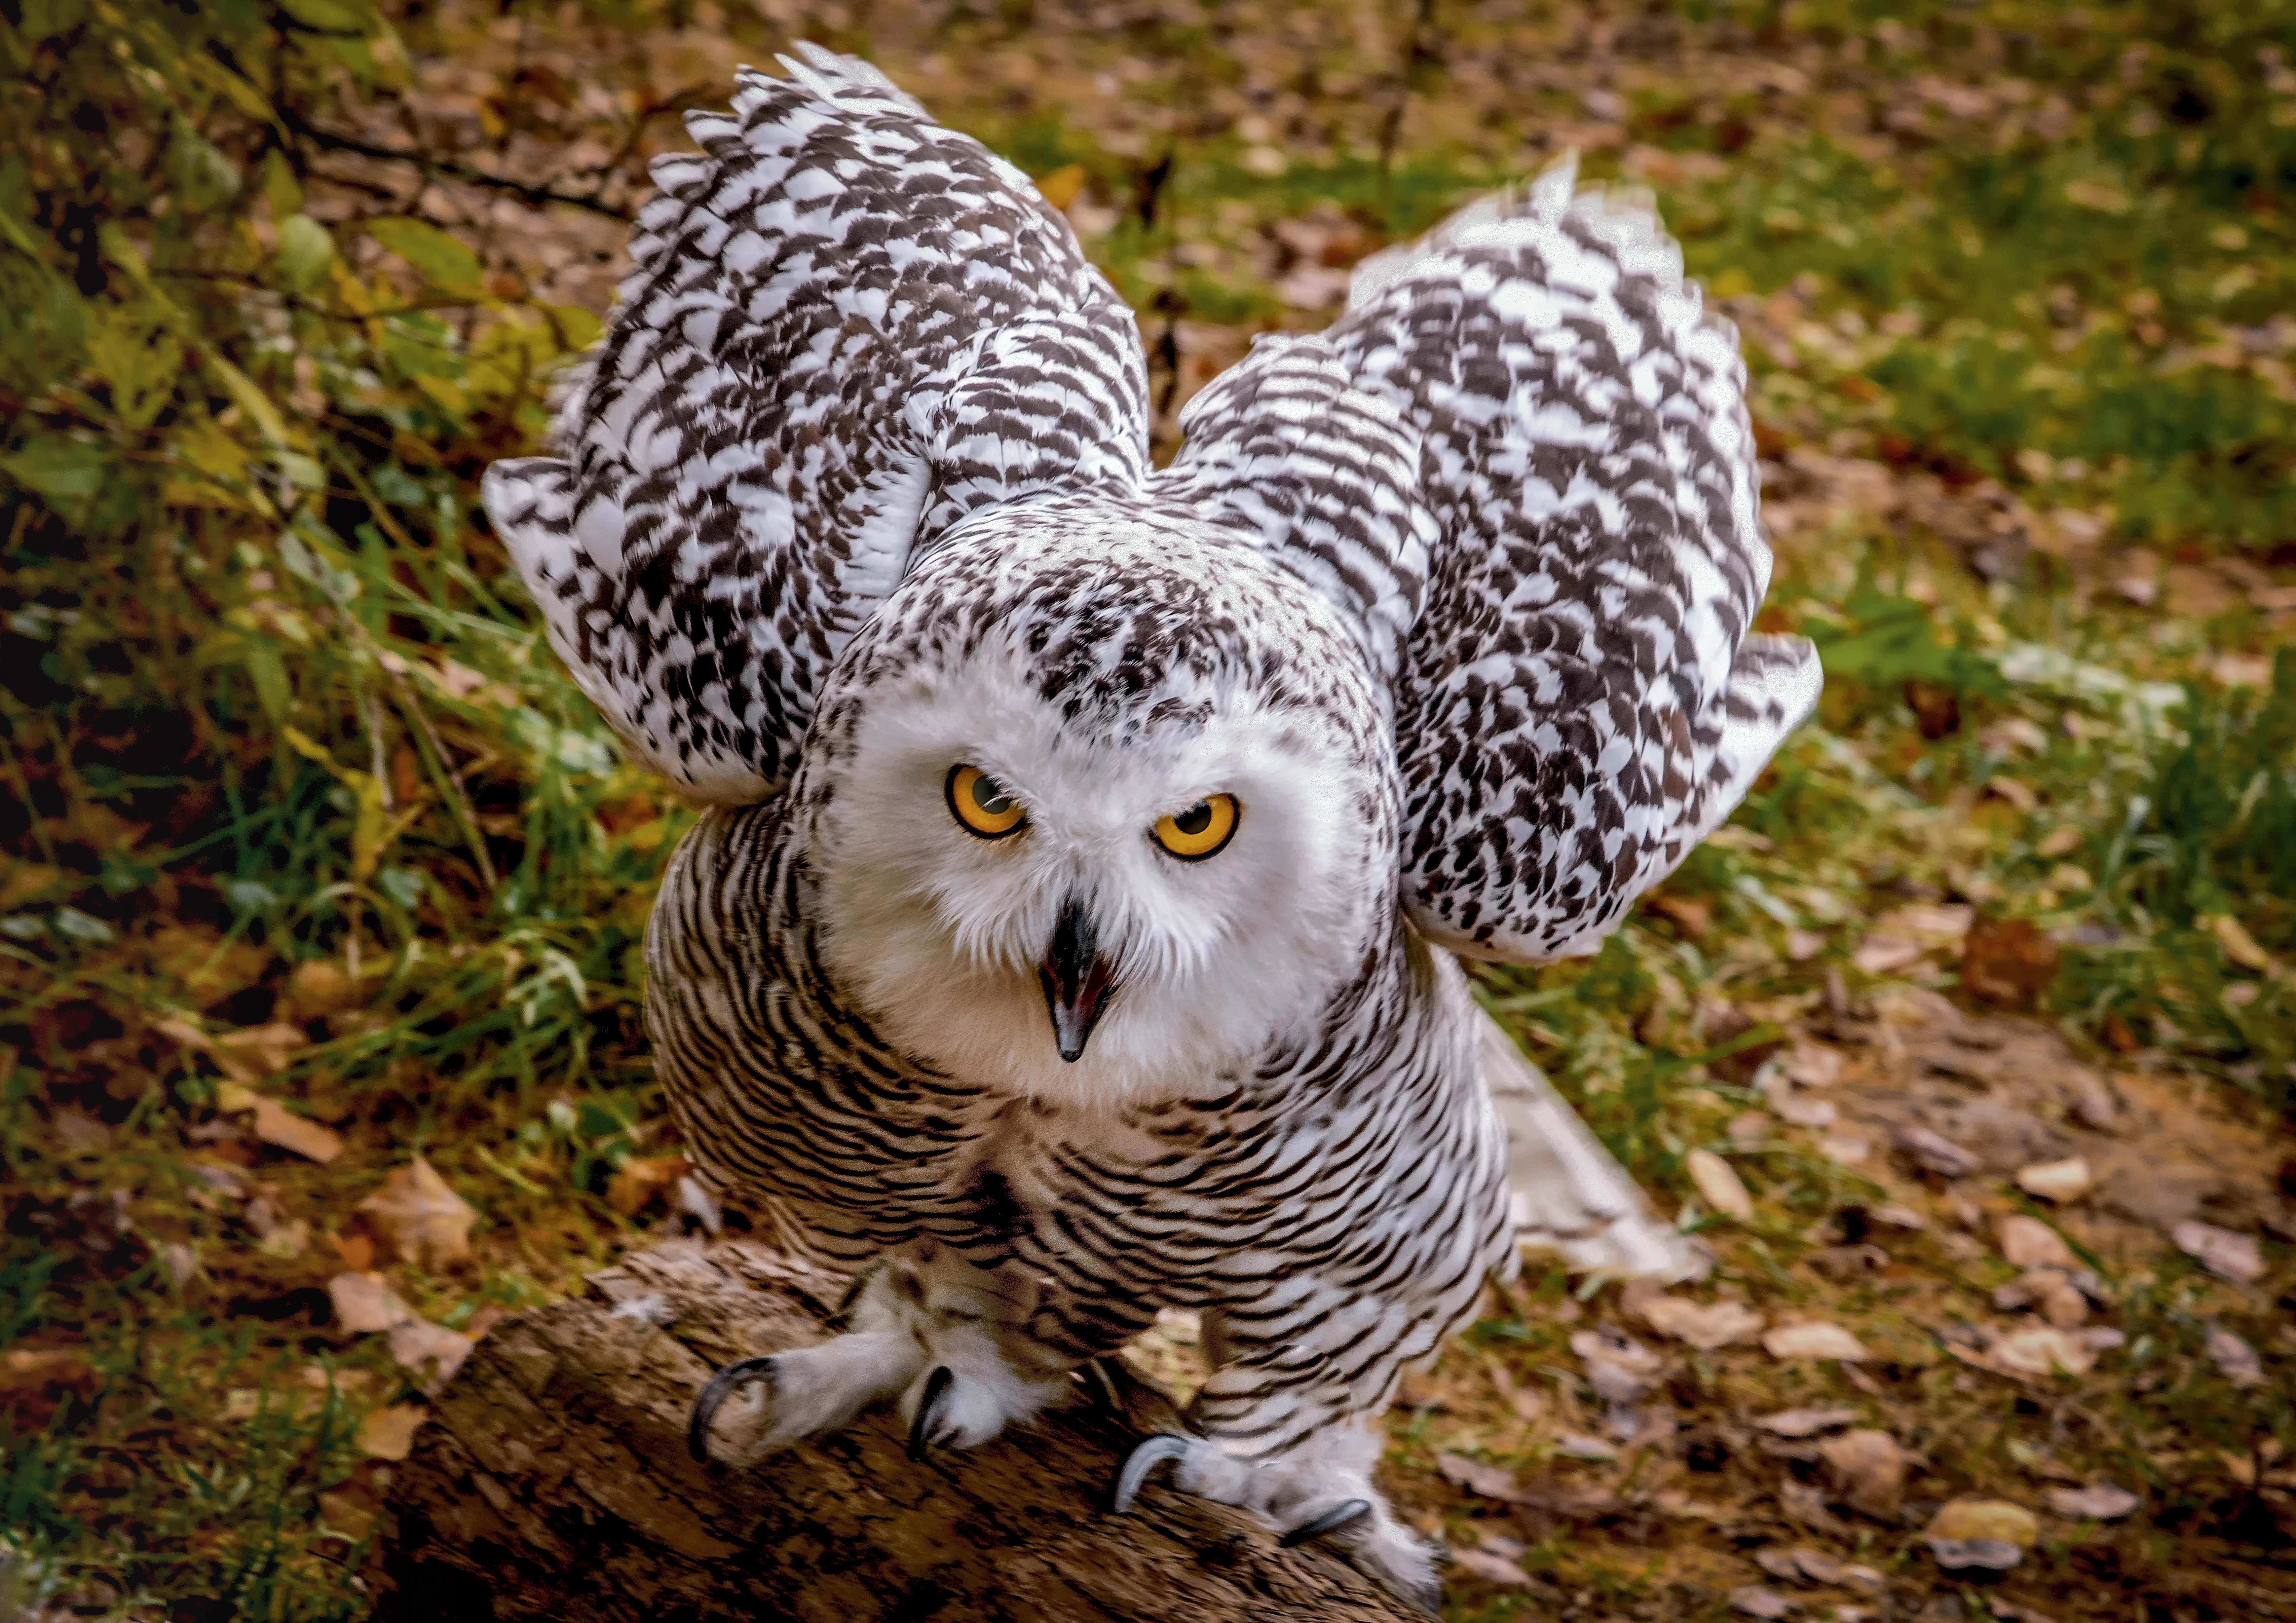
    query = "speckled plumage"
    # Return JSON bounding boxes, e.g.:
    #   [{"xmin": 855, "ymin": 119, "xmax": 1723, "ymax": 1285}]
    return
[{"xmin": 484, "ymin": 46, "xmax": 1817, "ymax": 1602}]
